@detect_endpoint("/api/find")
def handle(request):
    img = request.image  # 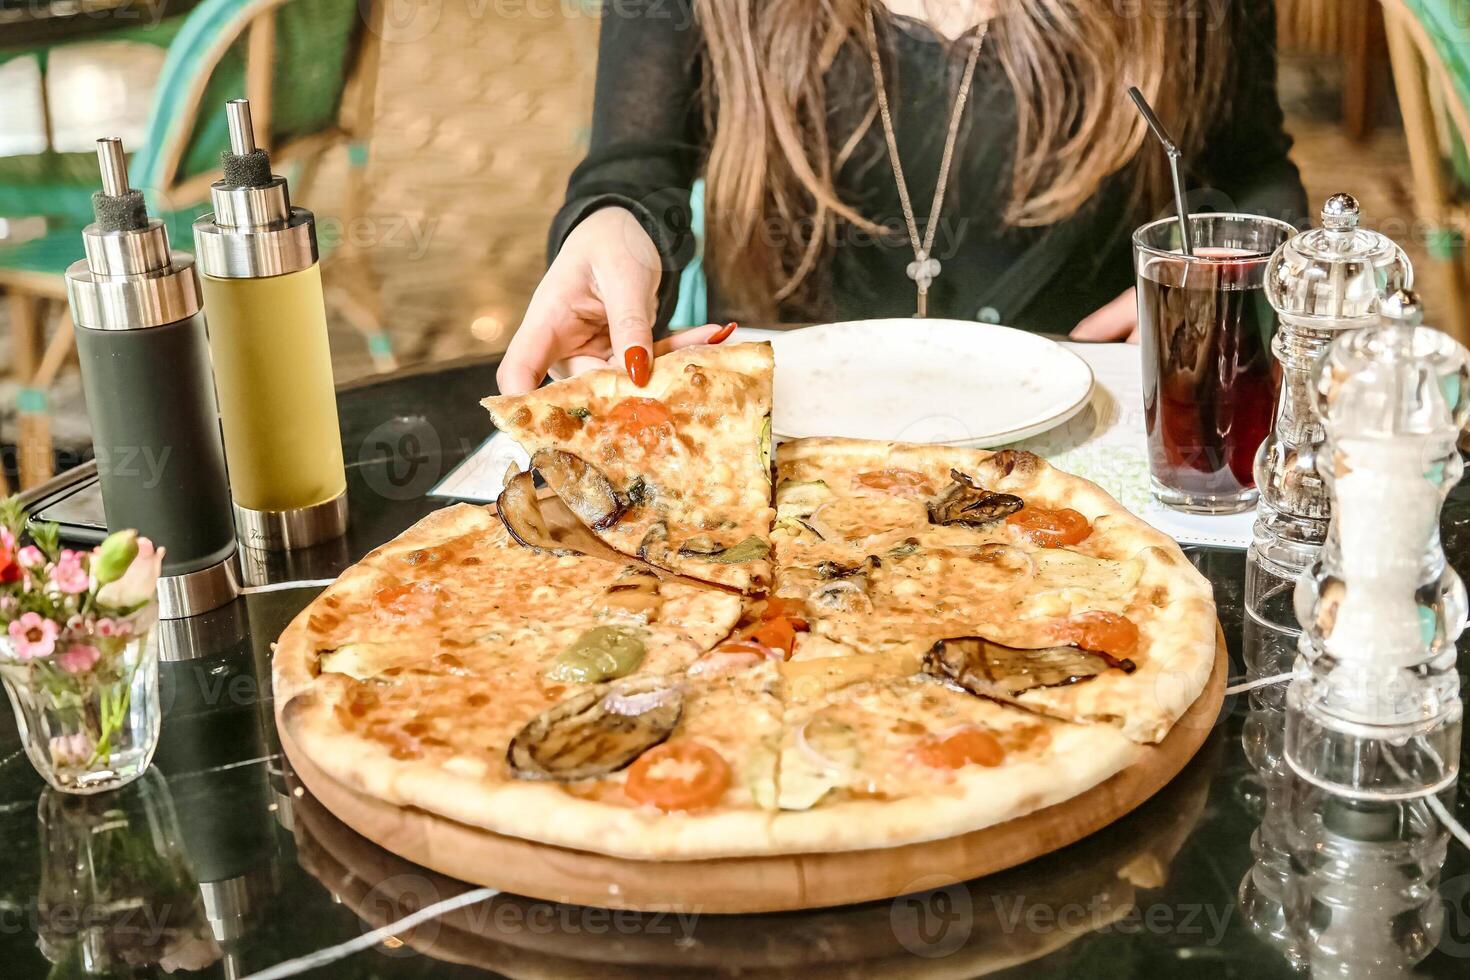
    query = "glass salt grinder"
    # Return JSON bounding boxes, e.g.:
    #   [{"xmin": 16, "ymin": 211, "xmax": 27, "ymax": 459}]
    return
[
  {"xmin": 66, "ymin": 138, "xmax": 239, "ymax": 619},
  {"xmin": 1249, "ymin": 194, "xmax": 1412, "ymax": 632},
  {"xmin": 1285, "ymin": 289, "xmax": 1466, "ymax": 799}
]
